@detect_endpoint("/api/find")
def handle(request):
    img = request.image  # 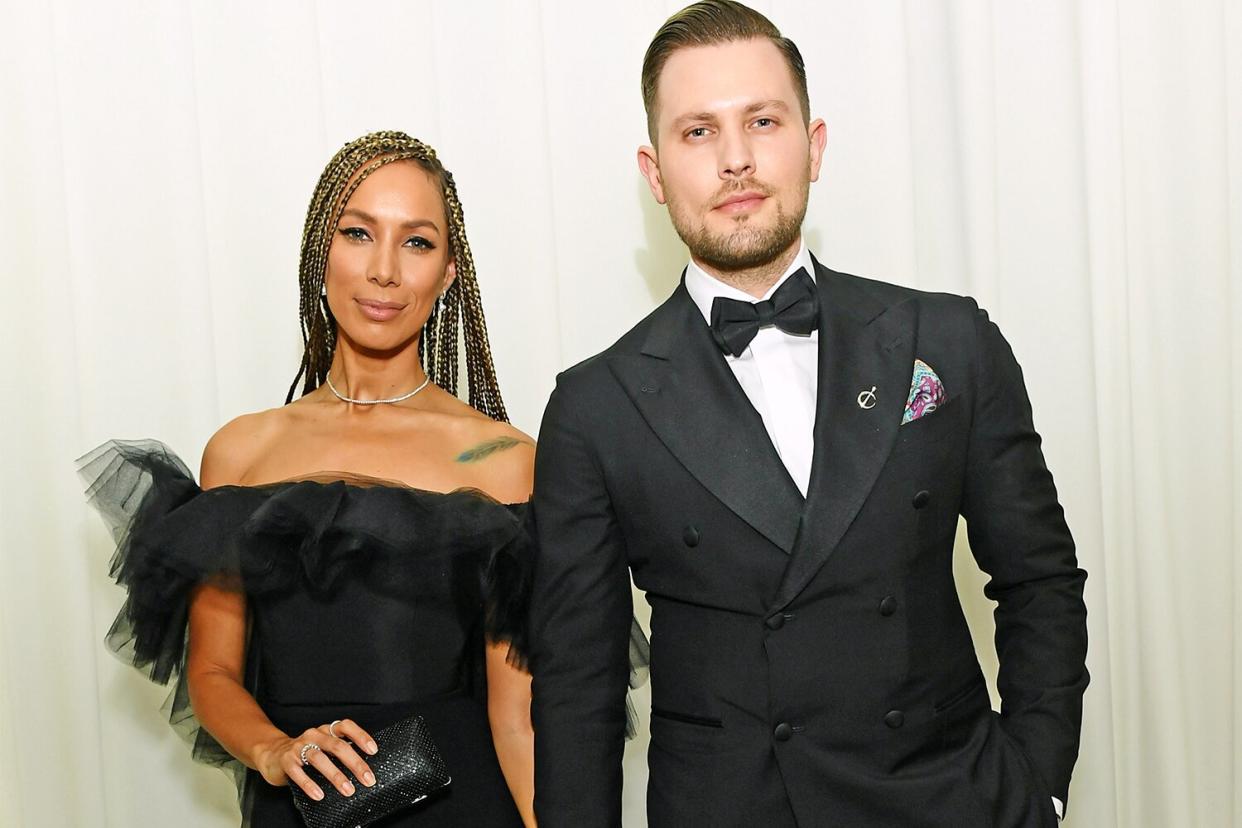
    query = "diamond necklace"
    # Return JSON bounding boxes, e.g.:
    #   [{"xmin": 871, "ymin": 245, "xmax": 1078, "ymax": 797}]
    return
[{"xmin": 324, "ymin": 372, "xmax": 431, "ymax": 405}]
